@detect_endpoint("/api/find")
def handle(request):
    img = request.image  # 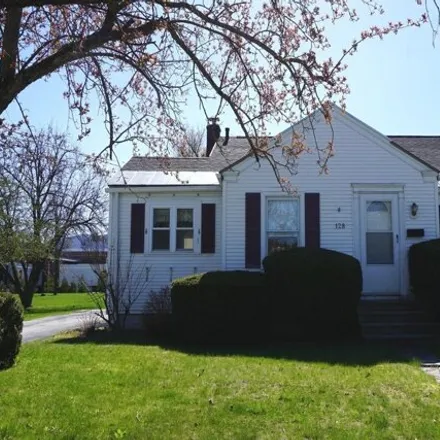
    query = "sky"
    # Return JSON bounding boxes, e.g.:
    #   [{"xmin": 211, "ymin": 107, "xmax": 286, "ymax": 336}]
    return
[{"xmin": 3, "ymin": 0, "xmax": 440, "ymax": 167}]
